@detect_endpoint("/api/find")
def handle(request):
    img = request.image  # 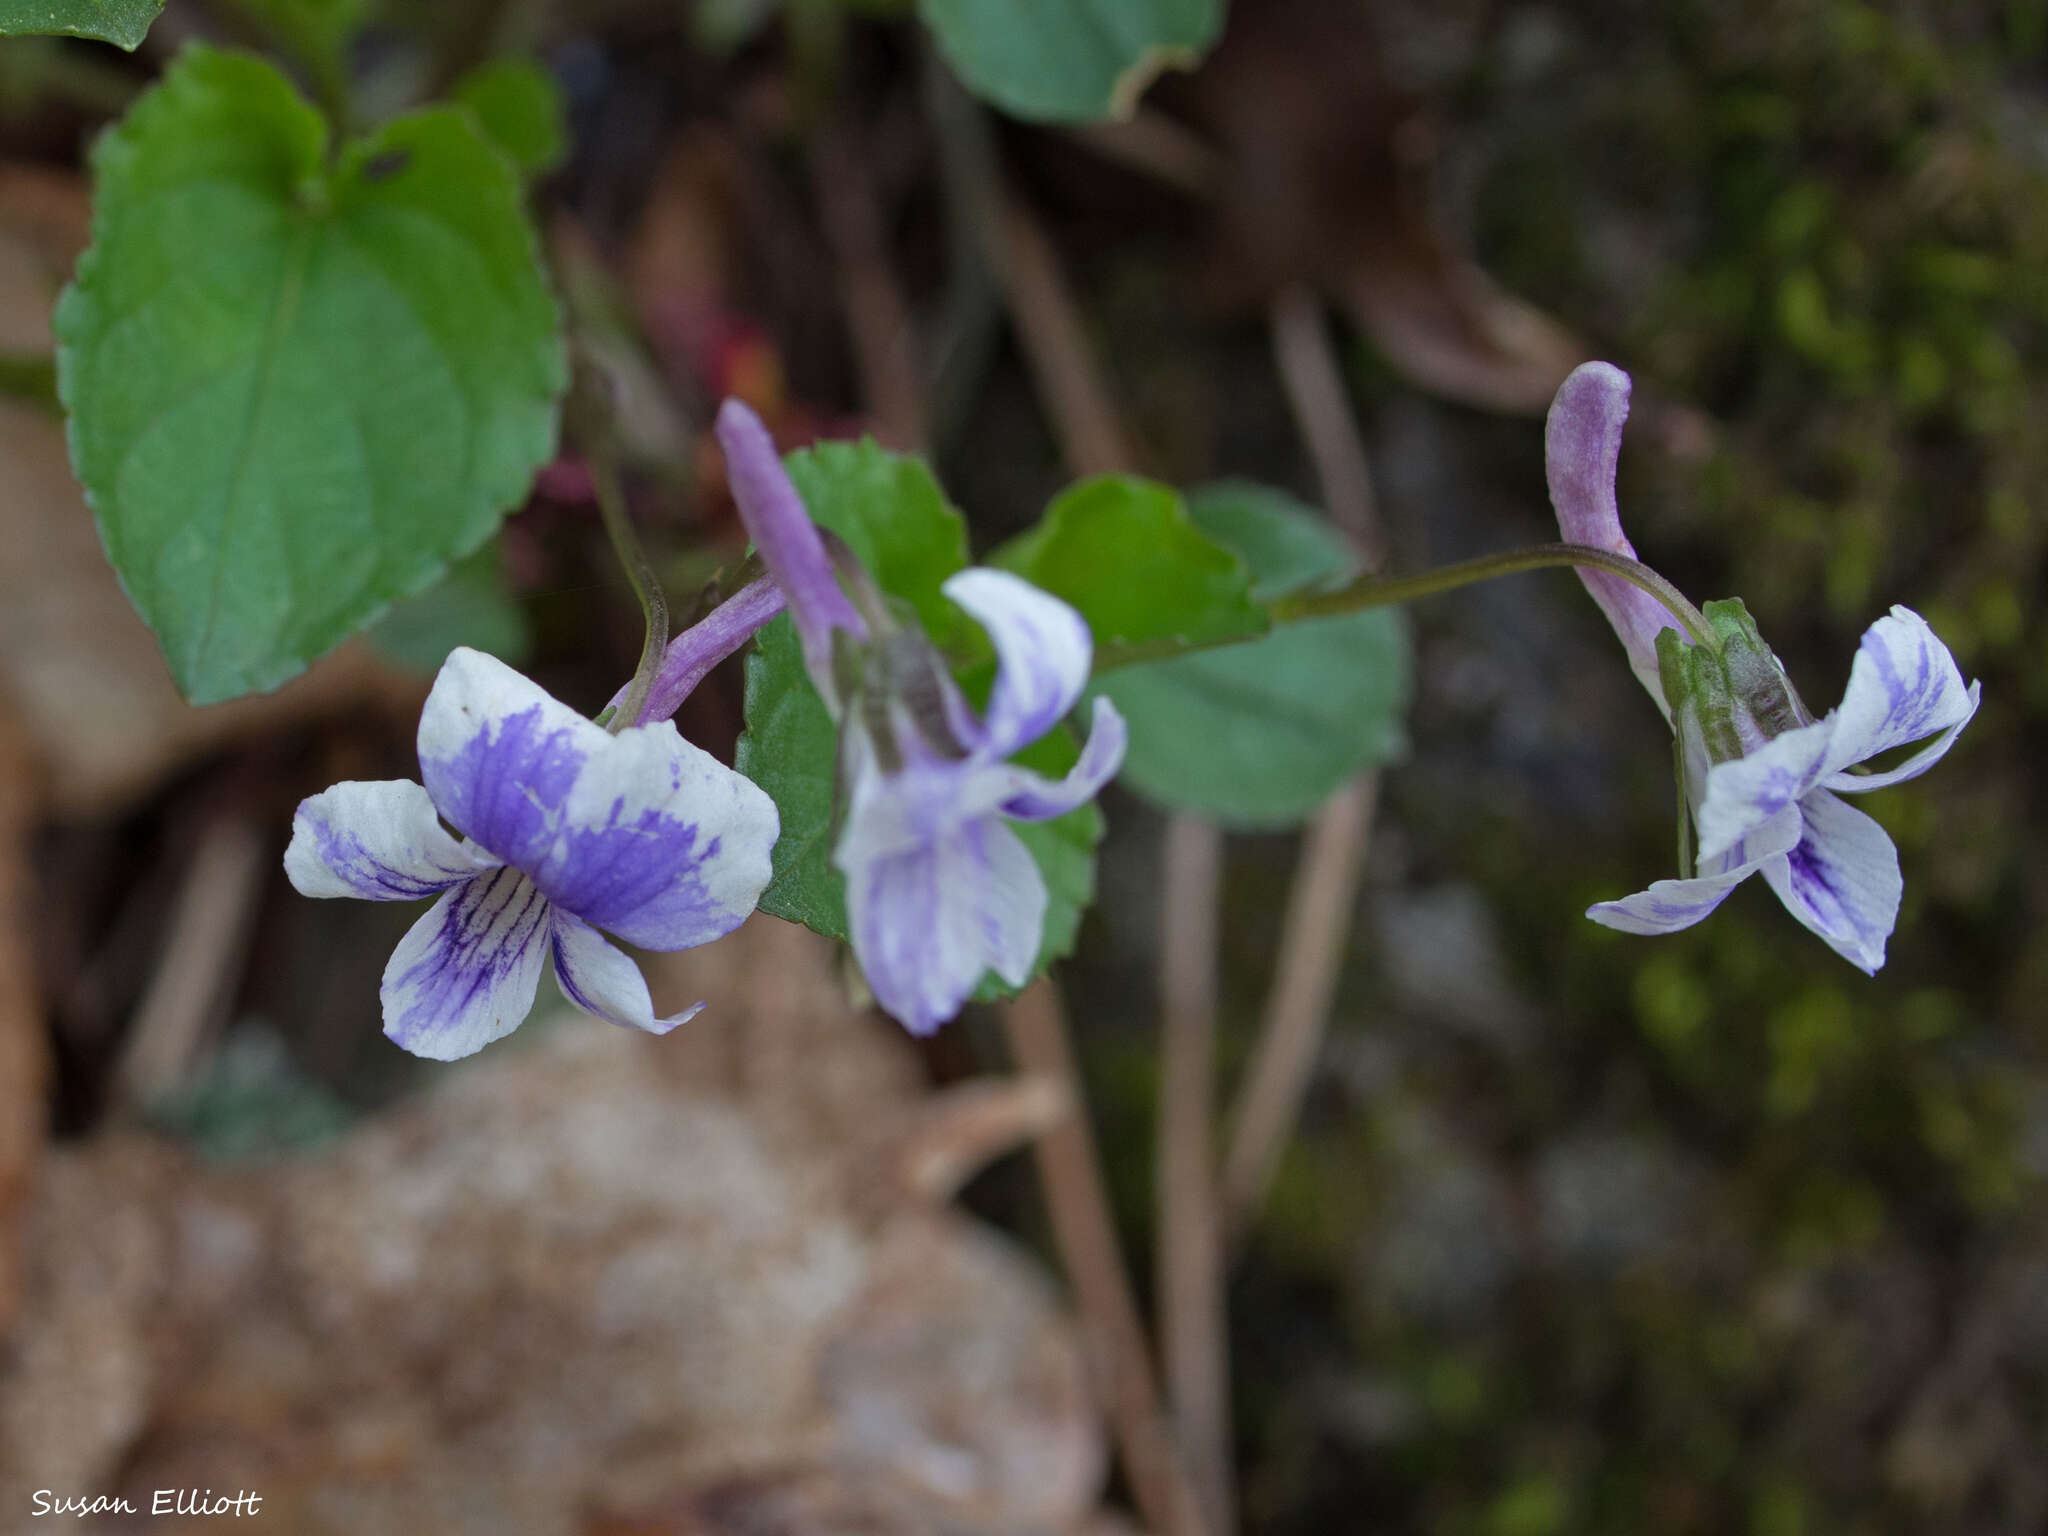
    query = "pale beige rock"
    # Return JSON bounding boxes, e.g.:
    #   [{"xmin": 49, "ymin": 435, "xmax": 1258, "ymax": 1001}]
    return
[{"xmin": 0, "ymin": 919, "xmax": 1108, "ymax": 1535}]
